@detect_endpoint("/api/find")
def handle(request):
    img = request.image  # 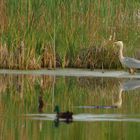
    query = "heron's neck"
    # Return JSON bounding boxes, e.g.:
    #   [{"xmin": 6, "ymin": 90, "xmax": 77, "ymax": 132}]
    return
[{"xmin": 119, "ymin": 45, "xmax": 124, "ymax": 60}]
